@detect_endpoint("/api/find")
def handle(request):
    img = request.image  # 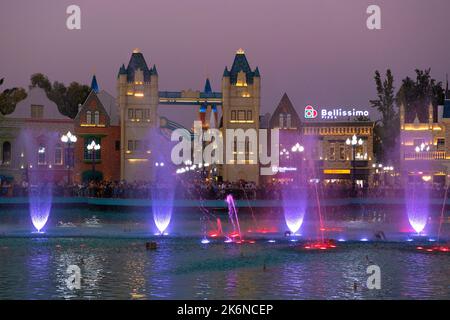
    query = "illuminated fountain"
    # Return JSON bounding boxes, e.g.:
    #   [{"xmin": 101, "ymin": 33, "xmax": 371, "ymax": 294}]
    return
[
  {"xmin": 29, "ymin": 184, "xmax": 52, "ymax": 233},
  {"xmin": 150, "ymin": 130, "xmax": 175, "ymax": 235},
  {"xmin": 406, "ymin": 180, "xmax": 430, "ymax": 235},
  {"xmin": 282, "ymin": 188, "xmax": 306, "ymax": 235},
  {"xmin": 225, "ymin": 194, "xmax": 242, "ymax": 242}
]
